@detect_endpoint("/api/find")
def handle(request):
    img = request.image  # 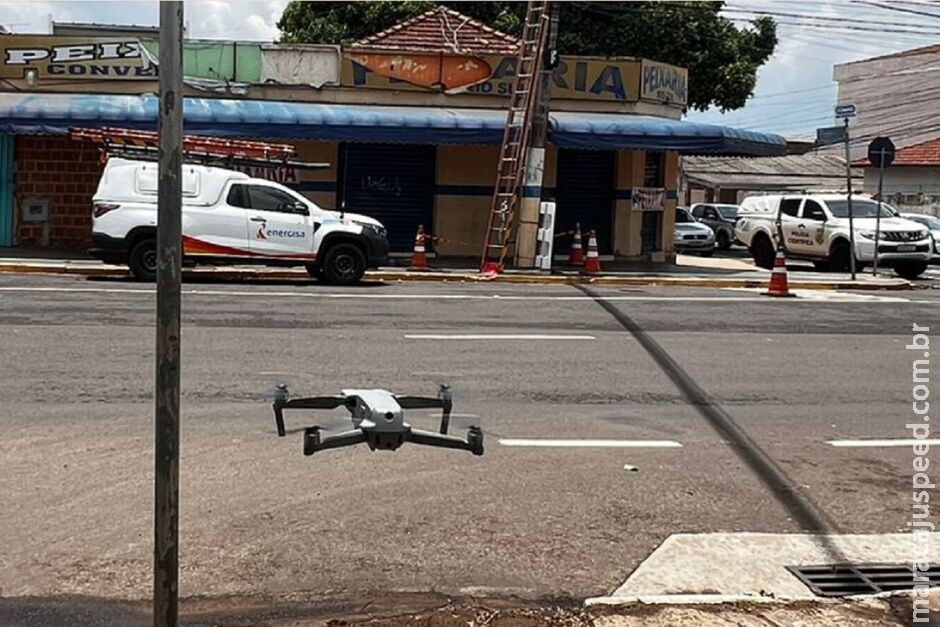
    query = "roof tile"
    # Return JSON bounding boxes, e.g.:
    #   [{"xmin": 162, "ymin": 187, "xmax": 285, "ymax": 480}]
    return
[
  {"xmin": 854, "ymin": 136, "xmax": 940, "ymax": 166},
  {"xmin": 351, "ymin": 6, "xmax": 520, "ymax": 55}
]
